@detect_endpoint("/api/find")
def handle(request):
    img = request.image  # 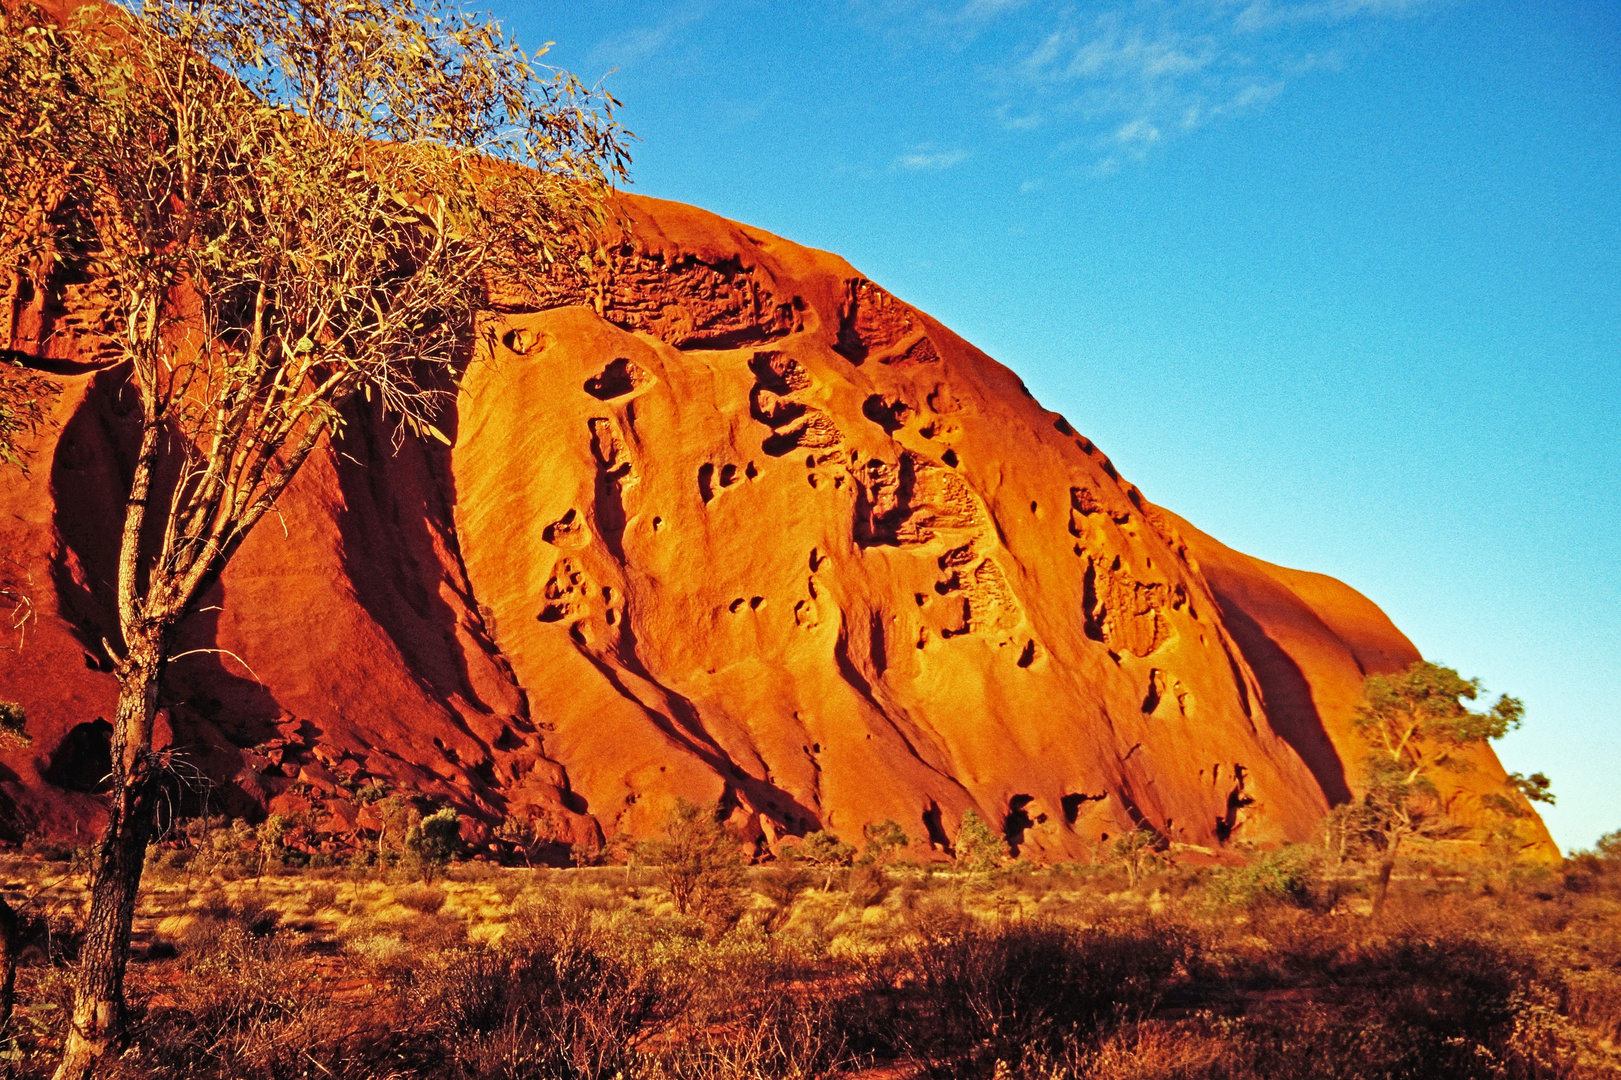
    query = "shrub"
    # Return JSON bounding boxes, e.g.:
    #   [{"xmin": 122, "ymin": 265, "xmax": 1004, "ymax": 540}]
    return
[
  {"xmin": 7, "ymin": 818, "xmax": 1615, "ymax": 1079},
  {"xmin": 397, "ymin": 884, "xmax": 447, "ymax": 915},
  {"xmin": 858, "ymin": 920, "xmax": 1187, "ymax": 1070},
  {"xmin": 644, "ymin": 799, "xmax": 744, "ymax": 922},
  {"xmin": 104, "ymin": 924, "xmax": 403, "ymax": 1080},
  {"xmin": 304, "ymin": 884, "xmax": 340, "ymax": 913},
  {"xmin": 792, "ymin": 829, "xmax": 857, "ymax": 890},
  {"xmin": 255, "ymin": 813, "xmax": 291, "ymax": 877},
  {"xmin": 1110, "ymin": 828, "xmax": 1162, "ymax": 888},
  {"xmin": 405, "ymin": 807, "xmax": 461, "ymax": 882},
  {"xmin": 862, "ymin": 819, "xmax": 911, "ymax": 865},
  {"xmin": 1214, "ymin": 844, "xmax": 1319, "ymax": 909},
  {"xmin": 754, "ymin": 865, "xmax": 811, "ymax": 929},
  {"xmin": 649, "ymin": 993, "xmax": 852, "ymax": 1080},
  {"xmin": 954, "ymin": 810, "xmax": 1005, "ymax": 876},
  {"xmin": 447, "ymin": 859, "xmax": 505, "ymax": 884},
  {"xmin": 0, "ymin": 700, "xmax": 28, "ymax": 746},
  {"xmin": 421, "ymin": 899, "xmax": 663, "ymax": 1079},
  {"xmin": 848, "ymin": 862, "xmax": 892, "ymax": 909}
]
